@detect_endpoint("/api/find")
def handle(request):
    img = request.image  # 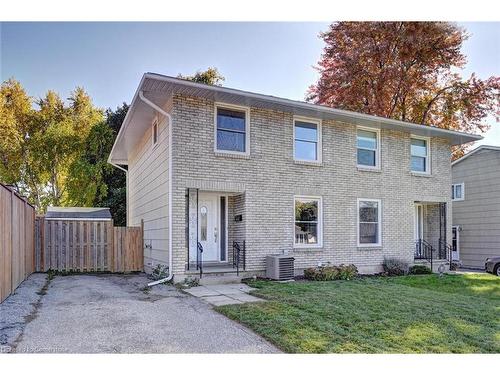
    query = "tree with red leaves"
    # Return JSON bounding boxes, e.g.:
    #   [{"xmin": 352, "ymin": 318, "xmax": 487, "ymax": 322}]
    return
[{"xmin": 308, "ymin": 22, "xmax": 500, "ymax": 158}]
